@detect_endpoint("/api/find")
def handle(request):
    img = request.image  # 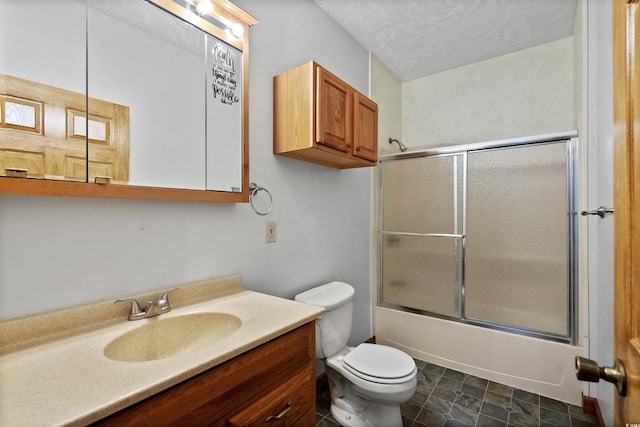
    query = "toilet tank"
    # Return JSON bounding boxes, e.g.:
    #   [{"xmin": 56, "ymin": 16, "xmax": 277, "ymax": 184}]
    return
[{"xmin": 295, "ymin": 282, "xmax": 354, "ymax": 358}]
